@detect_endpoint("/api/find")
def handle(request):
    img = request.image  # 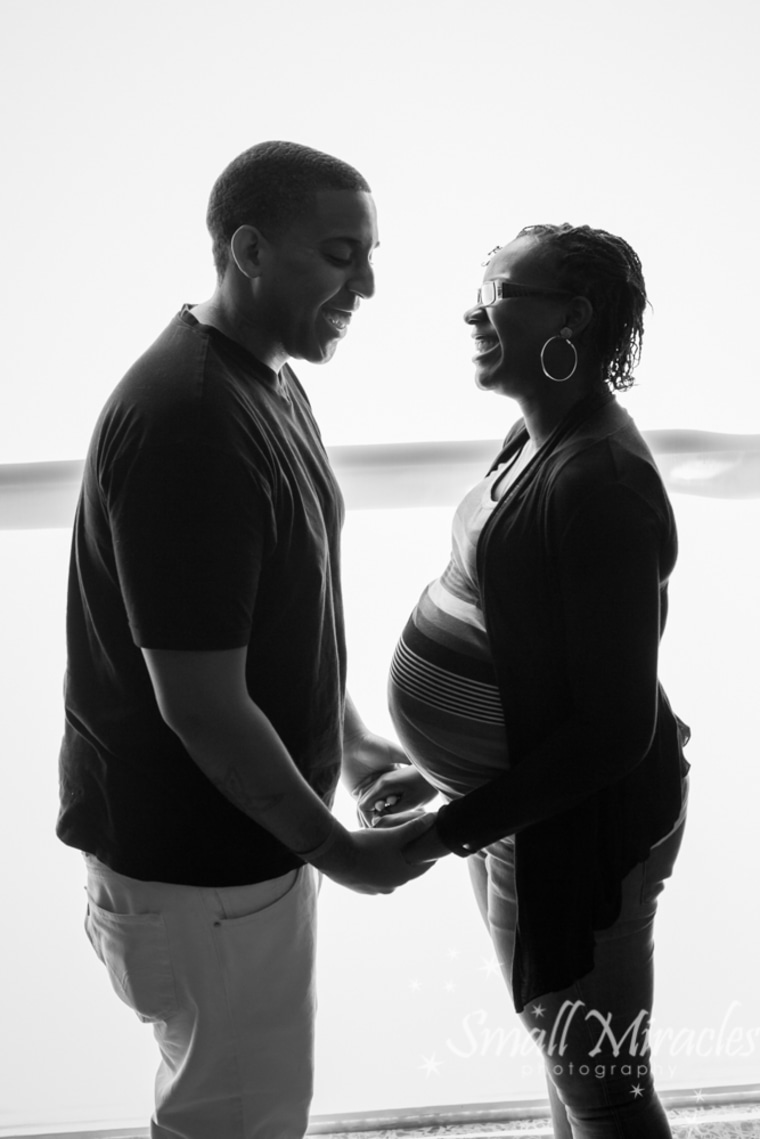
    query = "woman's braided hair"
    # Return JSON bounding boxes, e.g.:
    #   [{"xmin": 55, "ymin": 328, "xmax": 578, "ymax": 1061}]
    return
[{"xmin": 517, "ymin": 224, "xmax": 648, "ymax": 392}]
